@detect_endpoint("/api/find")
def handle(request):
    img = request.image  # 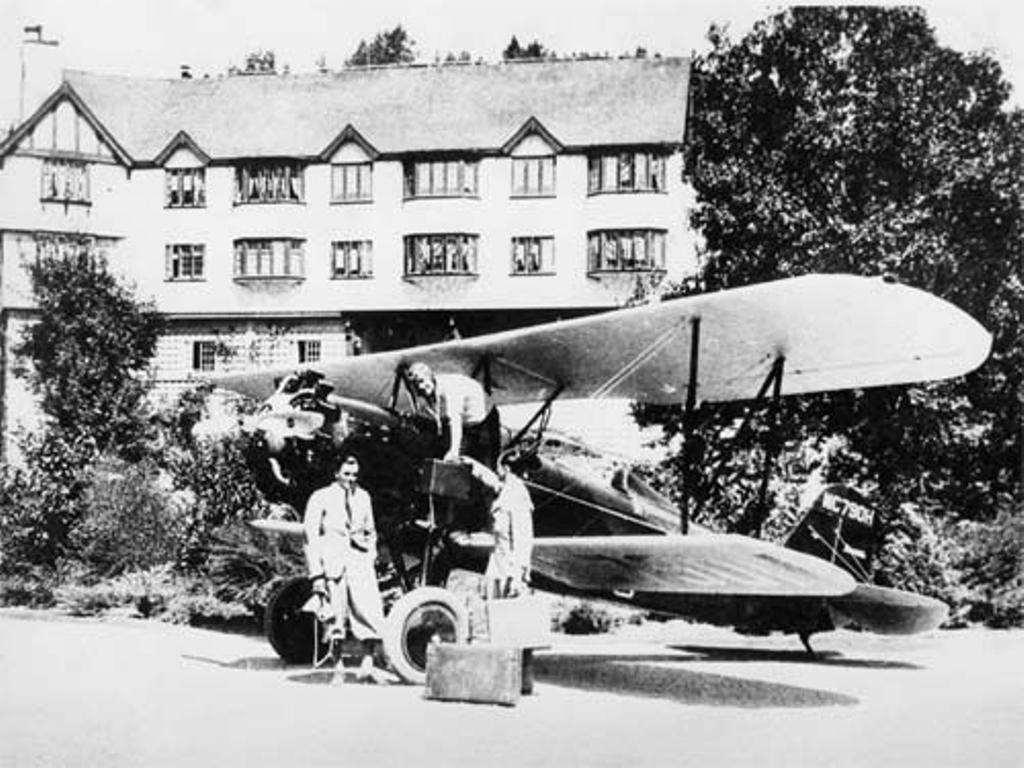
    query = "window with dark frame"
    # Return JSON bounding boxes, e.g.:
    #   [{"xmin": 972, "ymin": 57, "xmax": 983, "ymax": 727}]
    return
[
  {"xmin": 403, "ymin": 159, "xmax": 479, "ymax": 198},
  {"xmin": 331, "ymin": 240, "xmax": 373, "ymax": 278},
  {"xmin": 191, "ymin": 340, "xmax": 217, "ymax": 372},
  {"xmin": 587, "ymin": 229, "xmax": 667, "ymax": 272},
  {"xmin": 165, "ymin": 244, "xmax": 205, "ymax": 281},
  {"xmin": 511, "ymin": 236, "xmax": 555, "ymax": 274},
  {"xmin": 40, "ymin": 159, "xmax": 89, "ymax": 203},
  {"xmin": 233, "ymin": 239, "xmax": 305, "ymax": 279},
  {"xmin": 331, "ymin": 163, "xmax": 373, "ymax": 202},
  {"xmin": 403, "ymin": 234, "xmax": 479, "ymax": 276},
  {"xmin": 511, "ymin": 156, "xmax": 556, "ymax": 196},
  {"xmin": 297, "ymin": 339, "xmax": 321, "ymax": 364},
  {"xmin": 234, "ymin": 162, "xmax": 304, "ymax": 204},
  {"xmin": 165, "ymin": 168, "xmax": 206, "ymax": 207},
  {"xmin": 587, "ymin": 152, "xmax": 667, "ymax": 194}
]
